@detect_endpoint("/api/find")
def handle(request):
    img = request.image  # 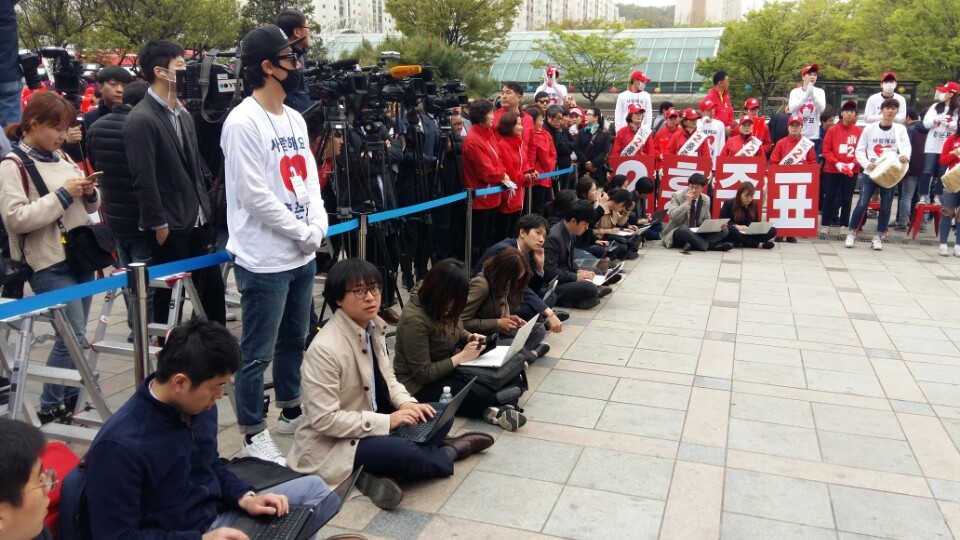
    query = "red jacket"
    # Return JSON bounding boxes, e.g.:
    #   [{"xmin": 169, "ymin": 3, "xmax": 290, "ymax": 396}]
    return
[
  {"xmin": 531, "ymin": 128, "xmax": 556, "ymax": 188},
  {"xmin": 751, "ymin": 116, "xmax": 772, "ymax": 156},
  {"xmin": 706, "ymin": 87, "xmax": 735, "ymax": 128},
  {"xmin": 462, "ymin": 125, "xmax": 507, "ymax": 210},
  {"xmin": 610, "ymin": 124, "xmax": 654, "ymax": 158},
  {"xmin": 770, "ymin": 135, "xmax": 817, "ymax": 165},
  {"xmin": 720, "ymin": 134, "xmax": 766, "ymax": 158},
  {"xmin": 665, "ymin": 129, "xmax": 709, "ymax": 159},
  {"xmin": 497, "ymin": 135, "xmax": 527, "ymax": 214},
  {"xmin": 940, "ymin": 134, "xmax": 960, "ymax": 168},
  {"xmin": 822, "ymin": 121, "xmax": 863, "ymax": 174},
  {"xmin": 493, "ymin": 108, "xmax": 537, "ymax": 172}
]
